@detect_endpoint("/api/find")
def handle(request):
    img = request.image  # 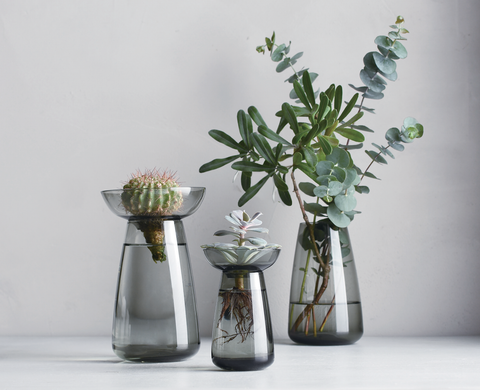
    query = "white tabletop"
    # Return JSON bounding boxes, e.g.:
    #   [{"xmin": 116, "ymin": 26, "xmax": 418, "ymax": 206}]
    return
[{"xmin": 1, "ymin": 336, "xmax": 479, "ymax": 389}]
